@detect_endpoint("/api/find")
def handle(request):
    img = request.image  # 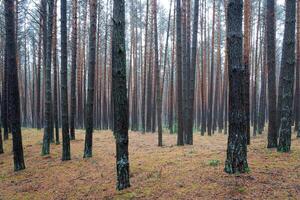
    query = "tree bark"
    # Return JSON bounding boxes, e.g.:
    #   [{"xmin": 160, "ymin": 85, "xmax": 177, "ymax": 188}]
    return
[
  {"xmin": 278, "ymin": 0, "xmax": 296, "ymax": 152},
  {"xmin": 42, "ymin": 0, "xmax": 54, "ymax": 155},
  {"xmin": 84, "ymin": 0, "xmax": 97, "ymax": 158},
  {"xmin": 267, "ymin": 0, "xmax": 277, "ymax": 148},
  {"xmin": 5, "ymin": 0, "xmax": 26, "ymax": 171},
  {"xmin": 112, "ymin": 0, "xmax": 130, "ymax": 190},
  {"xmin": 176, "ymin": 0, "xmax": 184, "ymax": 145},
  {"xmin": 224, "ymin": 0, "xmax": 248, "ymax": 174},
  {"xmin": 70, "ymin": 0, "xmax": 78, "ymax": 140}
]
